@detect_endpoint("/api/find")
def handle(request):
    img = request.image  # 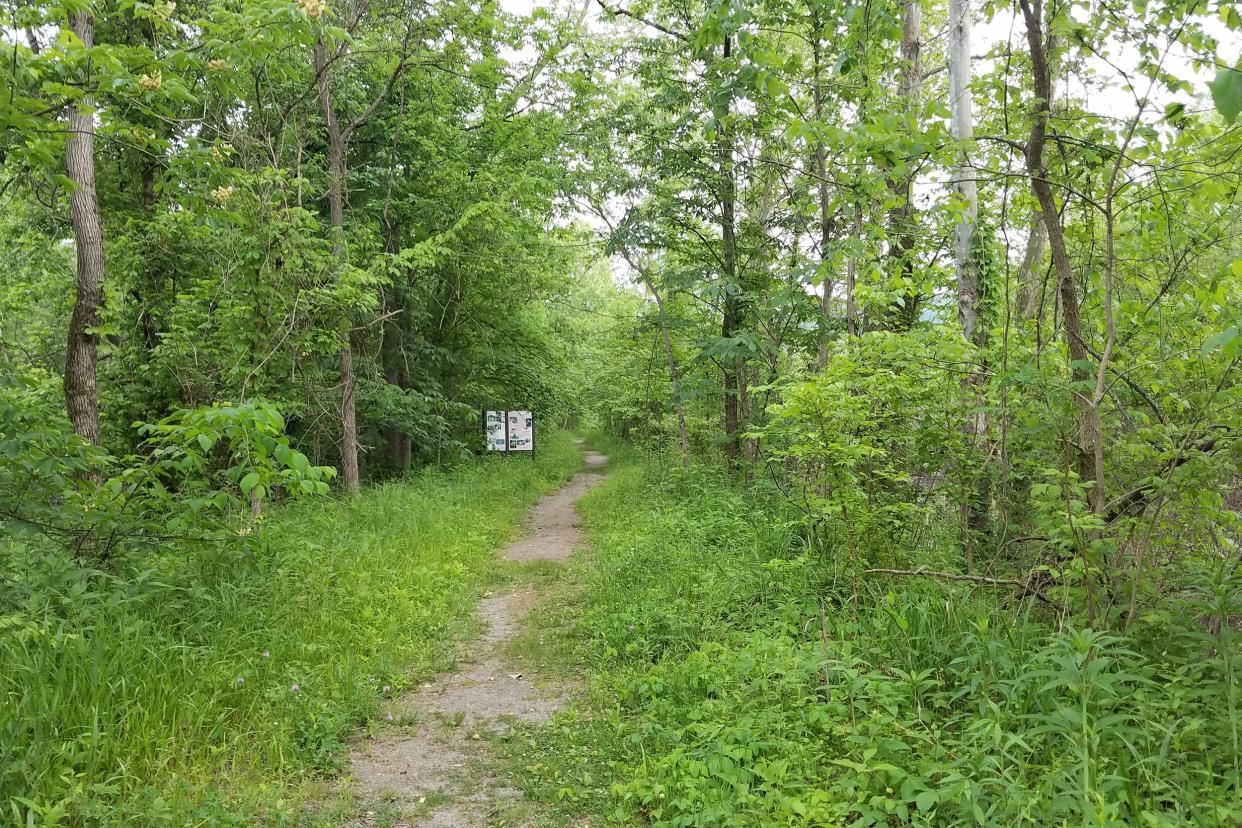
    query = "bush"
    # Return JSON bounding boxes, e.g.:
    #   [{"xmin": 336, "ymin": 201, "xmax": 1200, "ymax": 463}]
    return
[{"xmin": 516, "ymin": 457, "xmax": 1242, "ymax": 826}]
